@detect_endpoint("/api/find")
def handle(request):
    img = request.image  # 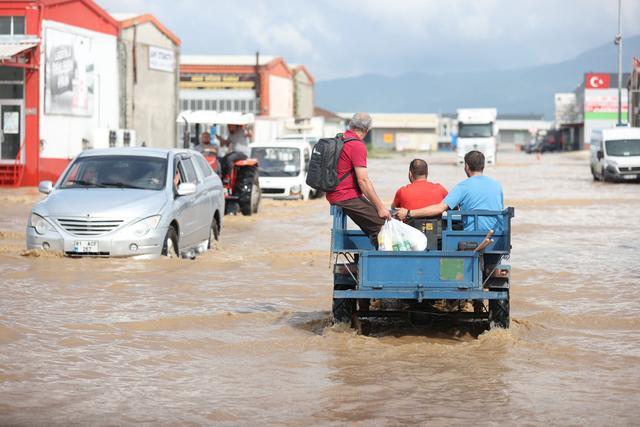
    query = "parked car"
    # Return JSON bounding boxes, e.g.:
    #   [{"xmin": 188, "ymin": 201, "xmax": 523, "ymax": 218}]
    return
[
  {"xmin": 26, "ymin": 148, "xmax": 224, "ymax": 259},
  {"xmin": 250, "ymin": 140, "xmax": 318, "ymax": 200}
]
